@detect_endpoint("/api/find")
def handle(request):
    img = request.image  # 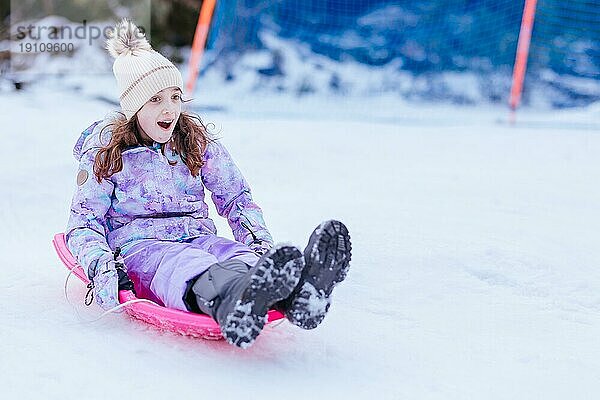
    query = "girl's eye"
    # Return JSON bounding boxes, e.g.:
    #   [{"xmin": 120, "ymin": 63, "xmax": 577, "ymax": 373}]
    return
[
  {"xmin": 172, "ymin": 94, "xmax": 181, "ymax": 101},
  {"xmin": 150, "ymin": 96, "xmax": 160, "ymax": 102}
]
